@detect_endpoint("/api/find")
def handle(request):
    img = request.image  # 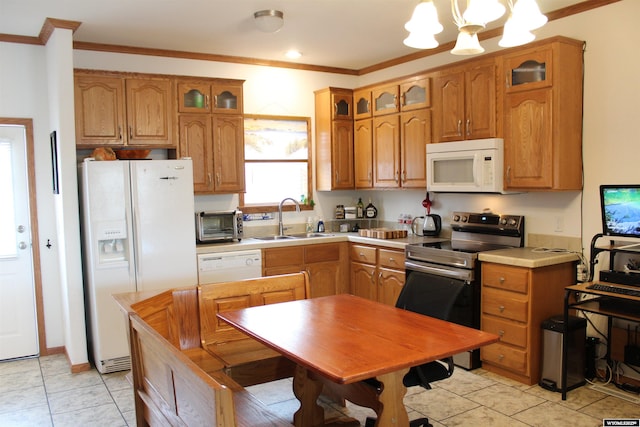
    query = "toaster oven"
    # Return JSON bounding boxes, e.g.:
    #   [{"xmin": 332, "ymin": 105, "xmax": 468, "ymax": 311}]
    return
[{"xmin": 195, "ymin": 210, "xmax": 243, "ymax": 243}]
